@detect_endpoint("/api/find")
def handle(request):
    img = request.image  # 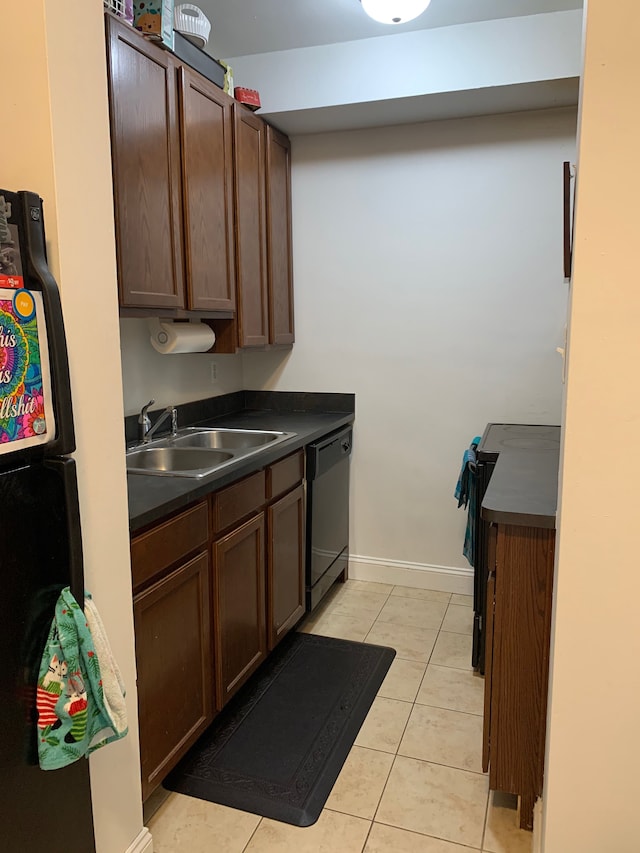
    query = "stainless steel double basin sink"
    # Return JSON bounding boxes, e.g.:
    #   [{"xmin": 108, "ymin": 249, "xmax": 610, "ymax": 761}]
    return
[{"xmin": 126, "ymin": 427, "xmax": 296, "ymax": 478}]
